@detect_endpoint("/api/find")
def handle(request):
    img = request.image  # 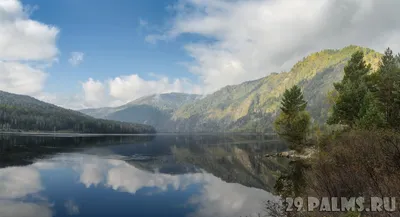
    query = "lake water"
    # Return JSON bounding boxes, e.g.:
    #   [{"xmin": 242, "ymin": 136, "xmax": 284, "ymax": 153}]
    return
[{"xmin": 0, "ymin": 134, "xmax": 288, "ymax": 217}]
